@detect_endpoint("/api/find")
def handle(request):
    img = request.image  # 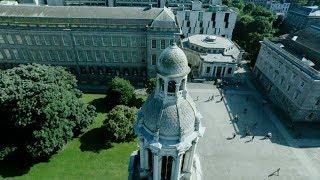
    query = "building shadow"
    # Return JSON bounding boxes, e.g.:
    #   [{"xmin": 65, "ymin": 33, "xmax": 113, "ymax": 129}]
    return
[{"xmin": 79, "ymin": 126, "xmax": 113, "ymax": 153}]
